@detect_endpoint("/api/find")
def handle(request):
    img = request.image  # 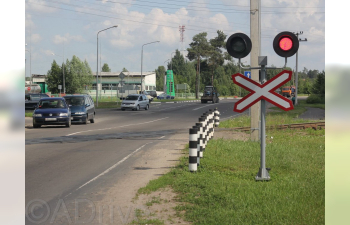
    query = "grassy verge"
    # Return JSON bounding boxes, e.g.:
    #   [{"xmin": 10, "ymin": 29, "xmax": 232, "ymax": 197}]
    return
[
  {"xmin": 219, "ymin": 100, "xmax": 324, "ymax": 128},
  {"xmin": 25, "ymin": 112, "xmax": 33, "ymax": 117},
  {"xmin": 134, "ymin": 100, "xmax": 325, "ymax": 224}
]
